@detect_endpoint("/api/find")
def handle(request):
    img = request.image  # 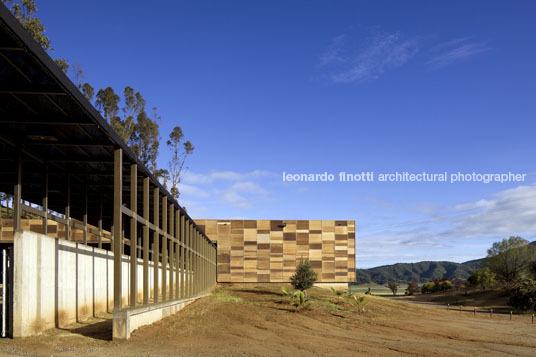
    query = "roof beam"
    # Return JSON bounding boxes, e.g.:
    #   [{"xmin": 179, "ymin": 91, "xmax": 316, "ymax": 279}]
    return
[
  {"xmin": 25, "ymin": 141, "xmax": 114, "ymax": 147},
  {"xmin": 0, "ymin": 90, "xmax": 66, "ymax": 96},
  {"xmin": 0, "ymin": 120, "xmax": 96, "ymax": 126},
  {"xmin": 0, "ymin": 47, "xmax": 24, "ymax": 51}
]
